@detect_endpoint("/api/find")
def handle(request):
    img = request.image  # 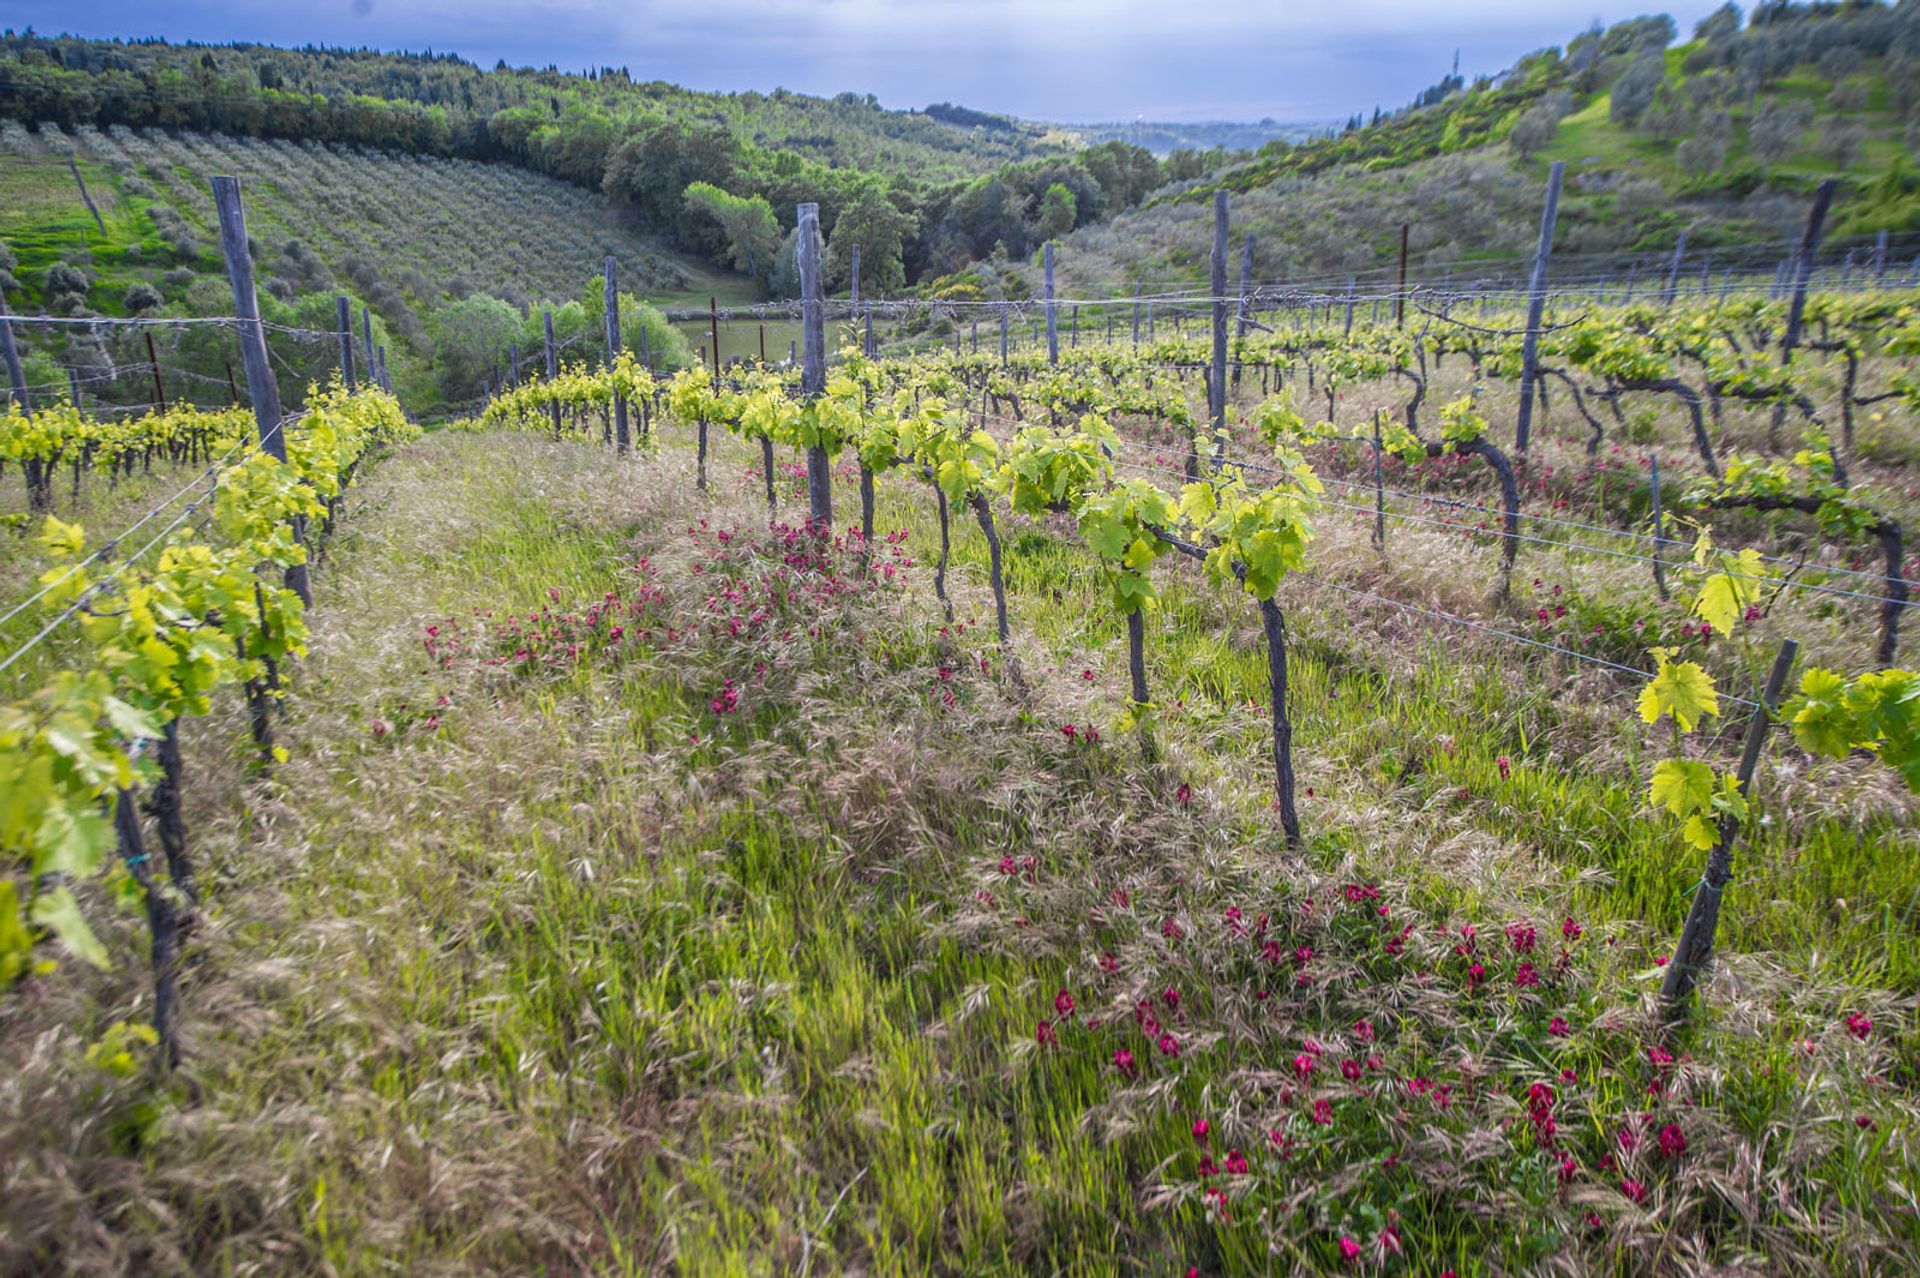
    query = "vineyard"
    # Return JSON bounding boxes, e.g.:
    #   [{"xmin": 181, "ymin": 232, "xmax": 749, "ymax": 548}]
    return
[{"xmin": 7, "ymin": 162, "xmax": 1920, "ymax": 1278}]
